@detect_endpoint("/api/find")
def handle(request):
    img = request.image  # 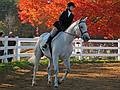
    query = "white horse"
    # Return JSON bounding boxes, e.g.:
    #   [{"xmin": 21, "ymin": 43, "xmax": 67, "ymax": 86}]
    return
[{"xmin": 32, "ymin": 17, "xmax": 90, "ymax": 88}]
